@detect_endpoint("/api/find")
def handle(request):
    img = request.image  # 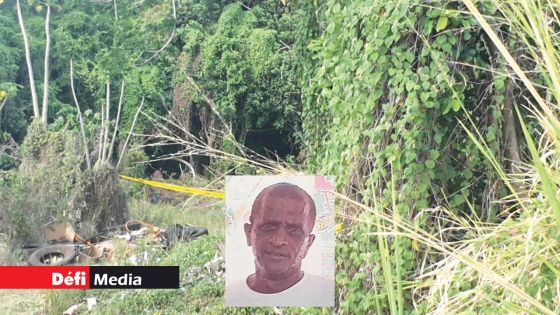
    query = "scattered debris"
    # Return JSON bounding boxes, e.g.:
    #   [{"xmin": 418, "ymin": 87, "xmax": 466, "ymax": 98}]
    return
[
  {"xmin": 184, "ymin": 266, "xmax": 206, "ymax": 285},
  {"xmin": 160, "ymin": 224, "xmax": 208, "ymax": 247},
  {"xmin": 44, "ymin": 223, "xmax": 76, "ymax": 243},
  {"xmin": 204, "ymin": 242, "xmax": 224, "ymax": 277},
  {"xmin": 26, "ymin": 220, "xmax": 208, "ymax": 266},
  {"xmin": 27, "ymin": 244, "xmax": 80, "ymax": 266},
  {"xmin": 183, "ymin": 242, "xmax": 225, "ymax": 286},
  {"xmin": 204, "ymin": 256, "xmax": 224, "ymax": 277}
]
